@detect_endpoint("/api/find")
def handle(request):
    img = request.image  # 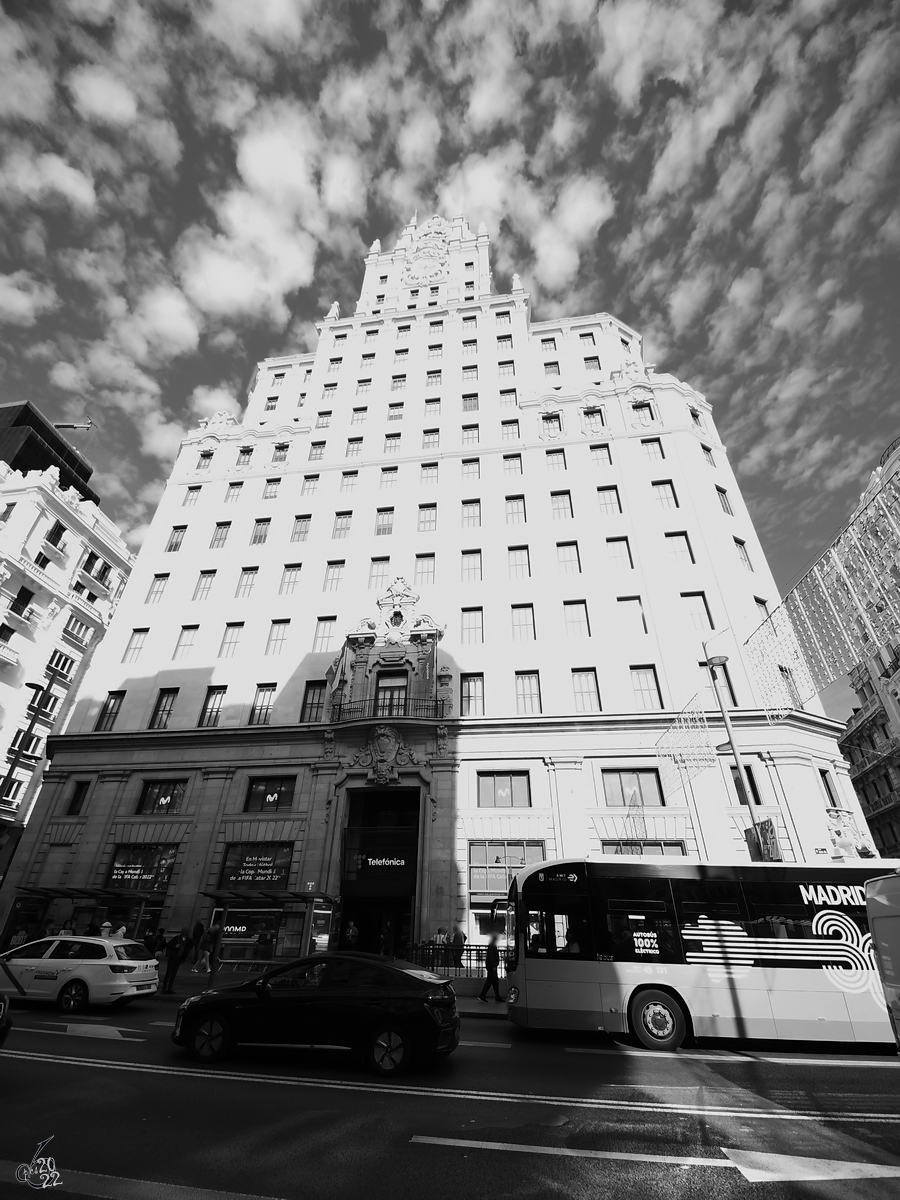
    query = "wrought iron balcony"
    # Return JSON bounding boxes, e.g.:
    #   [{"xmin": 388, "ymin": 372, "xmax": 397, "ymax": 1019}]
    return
[
  {"xmin": 0, "ymin": 641, "xmax": 19, "ymax": 667},
  {"xmin": 5, "ymin": 603, "xmax": 38, "ymax": 632},
  {"xmin": 848, "ymin": 734, "xmax": 900, "ymax": 779},
  {"xmin": 330, "ymin": 698, "xmax": 448, "ymax": 723}
]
